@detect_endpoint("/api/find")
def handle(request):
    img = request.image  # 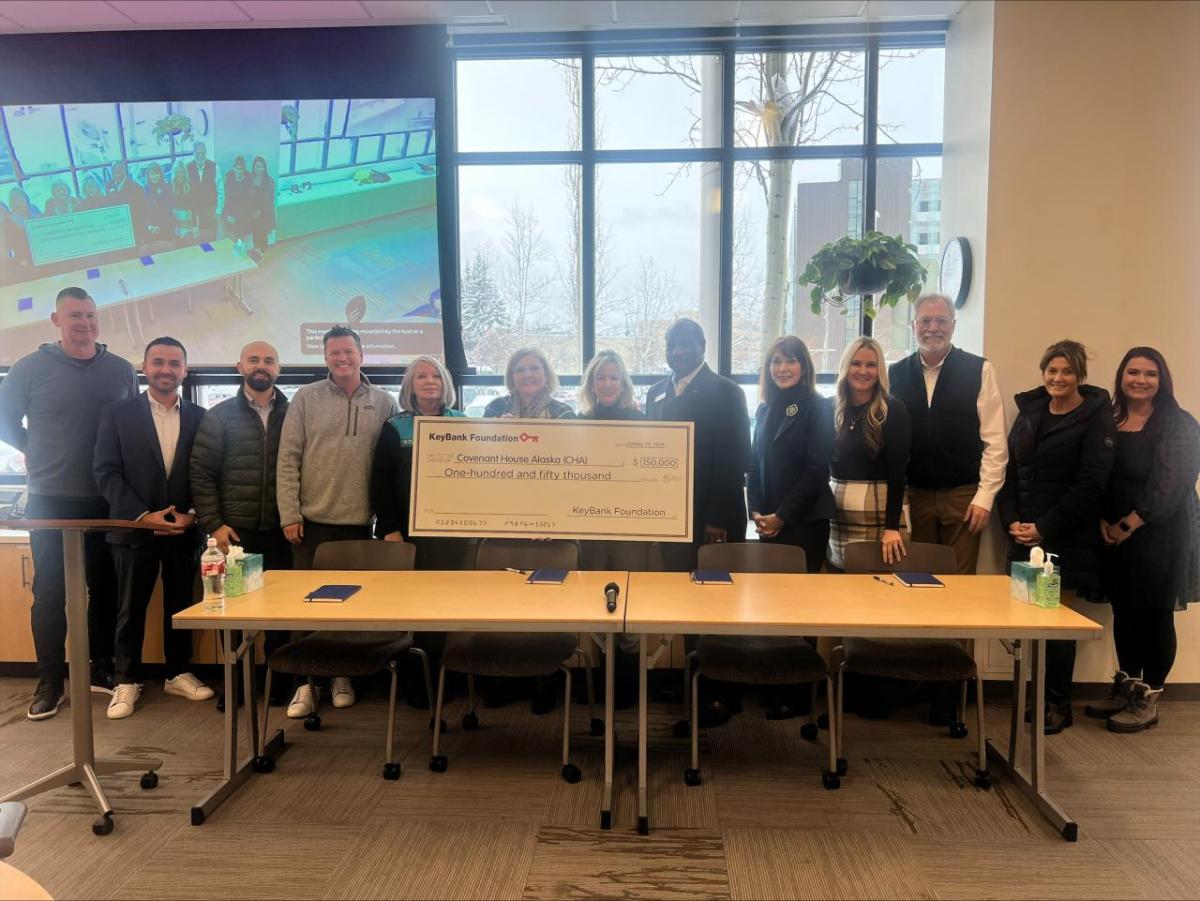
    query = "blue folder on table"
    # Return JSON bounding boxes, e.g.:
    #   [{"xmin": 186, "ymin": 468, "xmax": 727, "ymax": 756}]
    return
[{"xmin": 304, "ymin": 584, "xmax": 361, "ymax": 603}]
